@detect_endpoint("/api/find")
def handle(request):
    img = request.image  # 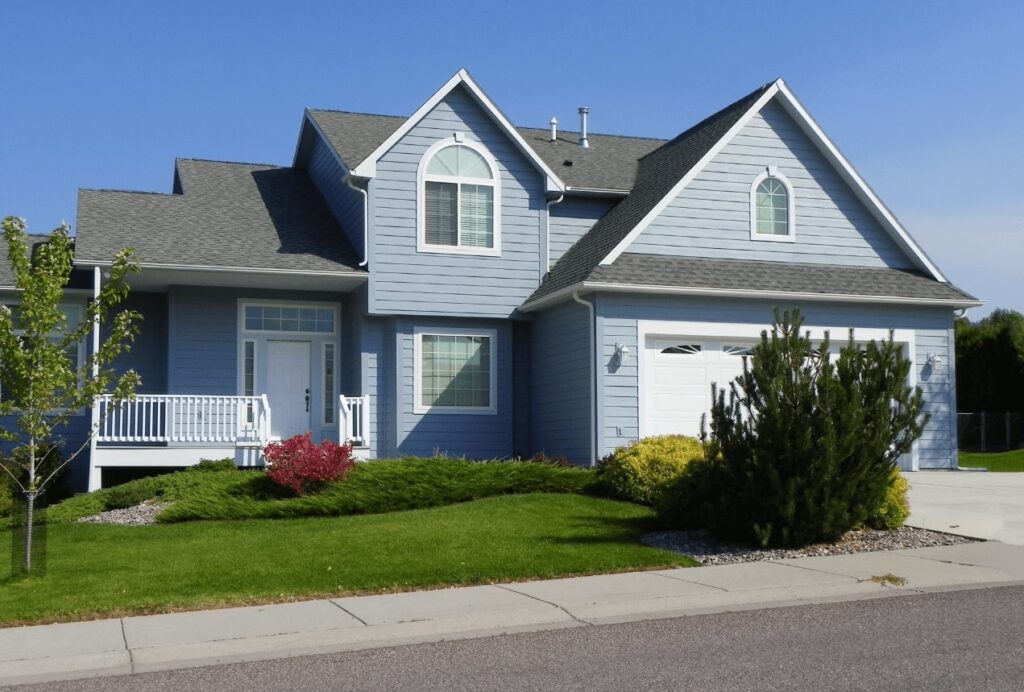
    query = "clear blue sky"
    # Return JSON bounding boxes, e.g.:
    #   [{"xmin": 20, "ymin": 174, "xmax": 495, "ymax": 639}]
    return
[{"xmin": 2, "ymin": 1, "xmax": 1020, "ymax": 317}]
